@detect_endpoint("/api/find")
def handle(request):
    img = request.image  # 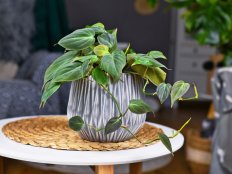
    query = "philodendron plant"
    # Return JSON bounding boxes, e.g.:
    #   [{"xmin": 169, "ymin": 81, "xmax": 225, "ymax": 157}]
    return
[{"xmin": 41, "ymin": 23, "xmax": 198, "ymax": 154}]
